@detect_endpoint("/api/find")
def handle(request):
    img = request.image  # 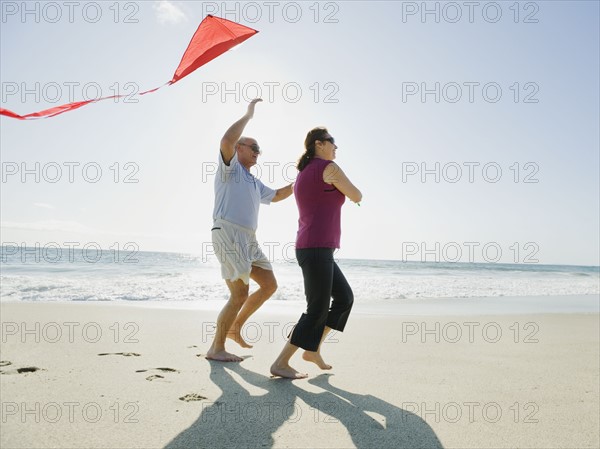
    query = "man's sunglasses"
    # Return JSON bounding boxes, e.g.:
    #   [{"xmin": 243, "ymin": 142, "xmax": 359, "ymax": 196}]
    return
[
  {"xmin": 320, "ymin": 137, "xmax": 335, "ymax": 145},
  {"xmin": 239, "ymin": 142, "xmax": 261, "ymax": 154}
]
